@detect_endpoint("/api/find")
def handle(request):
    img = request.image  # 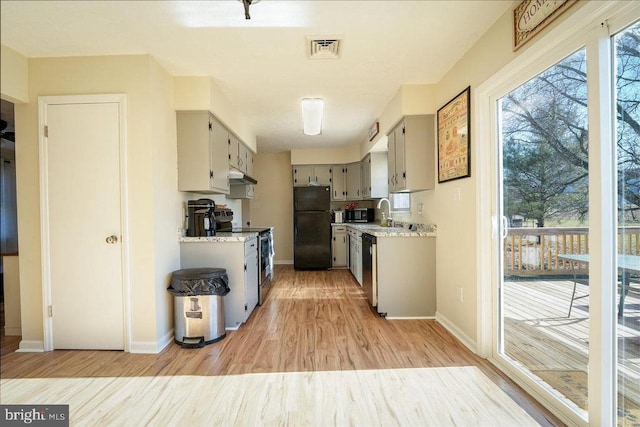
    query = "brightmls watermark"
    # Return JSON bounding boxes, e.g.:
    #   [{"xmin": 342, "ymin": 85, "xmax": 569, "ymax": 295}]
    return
[{"xmin": 1, "ymin": 405, "xmax": 68, "ymax": 426}]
